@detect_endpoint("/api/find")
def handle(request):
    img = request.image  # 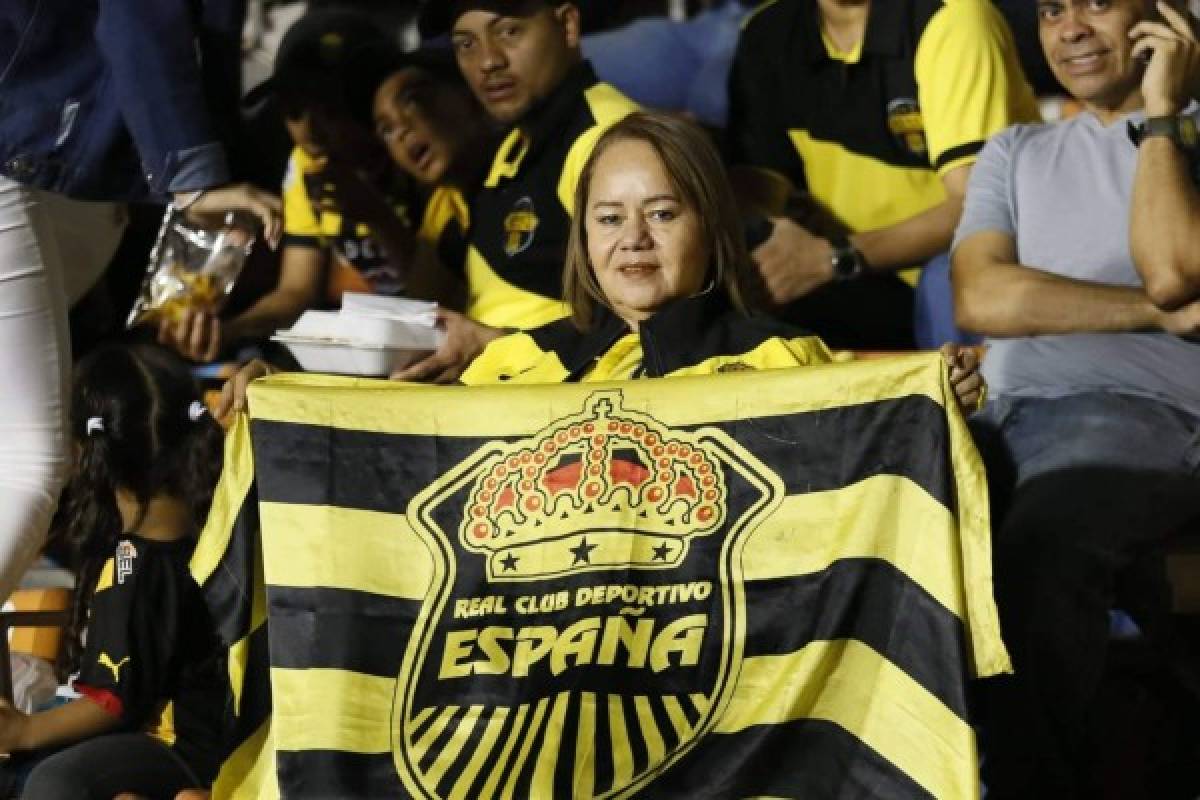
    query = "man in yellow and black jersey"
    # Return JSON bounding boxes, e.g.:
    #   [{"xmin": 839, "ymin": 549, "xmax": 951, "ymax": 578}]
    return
[
  {"xmin": 396, "ymin": 0, "xmax": 638, "ymax": 383},
  {"xmin": 729, "ymin": 0, "xmax": 1039, "ymax": 349}
]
